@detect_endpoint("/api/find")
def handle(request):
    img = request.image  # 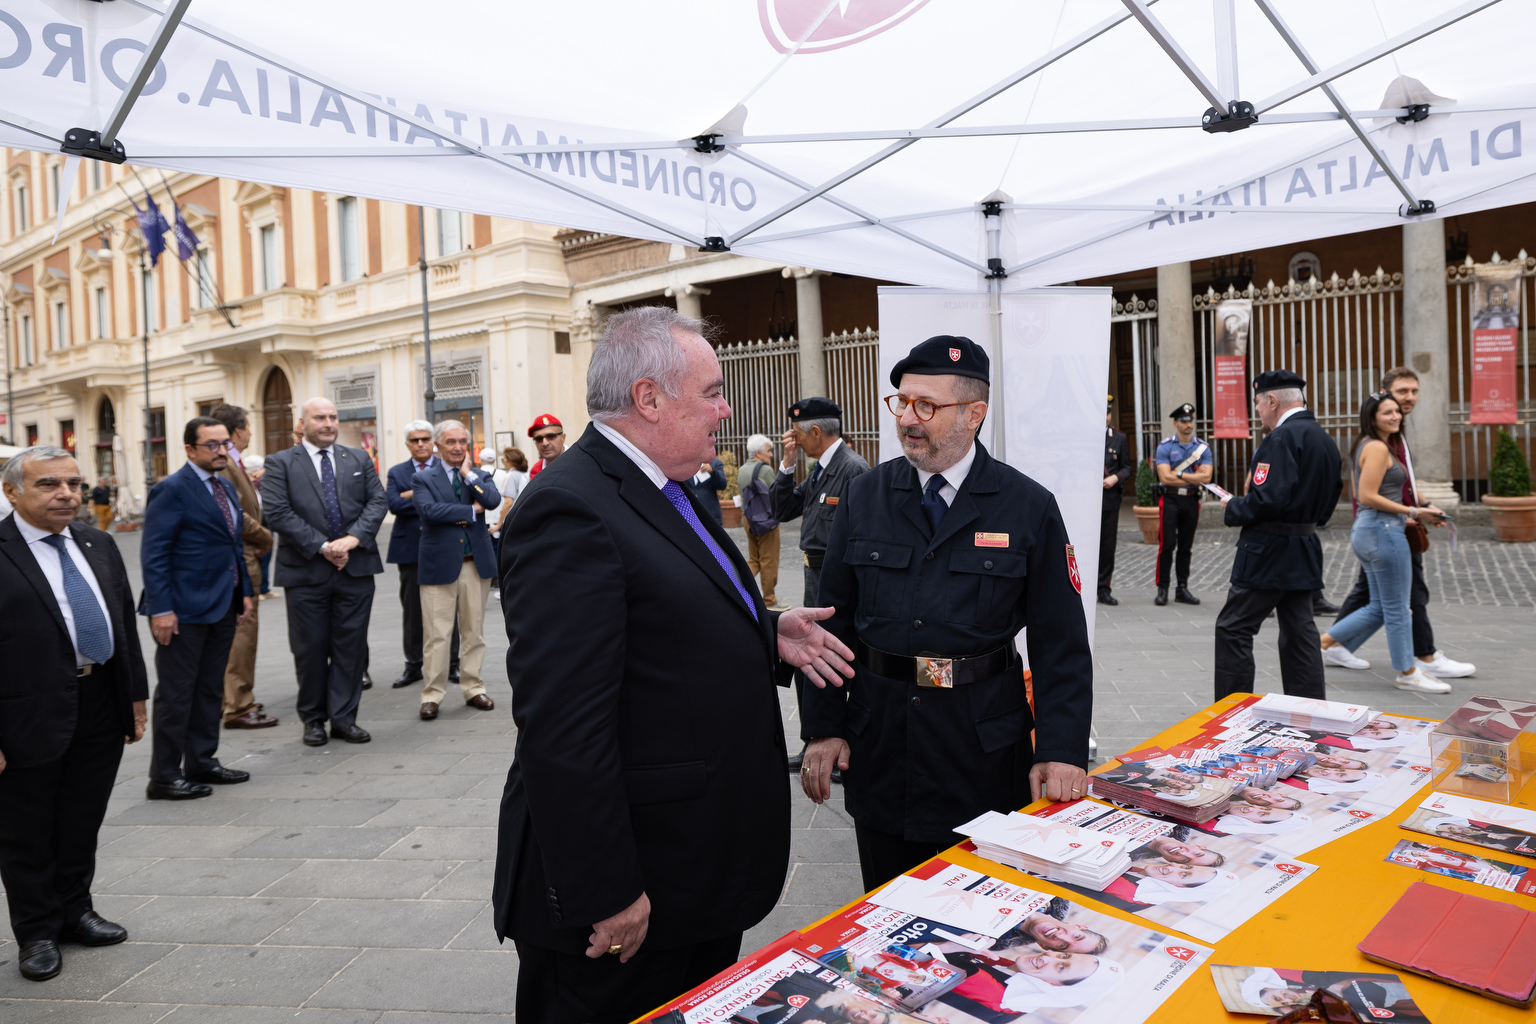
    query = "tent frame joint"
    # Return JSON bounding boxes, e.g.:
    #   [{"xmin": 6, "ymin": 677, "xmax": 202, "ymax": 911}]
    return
[
  {"xmin": 699, "ymin": 236, "xmax": 730, "ymax": 252},
  {"xmin": 1402, "ymin": 199, "xmax": 1437, "ymax": 217},
  {"xmin": 60, "ymin": 129, "xmax": 127, "ymax": 165},
  {"xmin": 692, "ymin": 134, "xmax": 725, "ymax": 154},
  {"xmin": 1201, "ymin": 100, "xmax": 1257, "ymax": 134},
  {"xmin": 987, "ymin": 258, "xmax": 1006, "ymax": 279},
  {"xmin": 1397, "ymin": 103, "xmax": 1432, "ymax": 124}
]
